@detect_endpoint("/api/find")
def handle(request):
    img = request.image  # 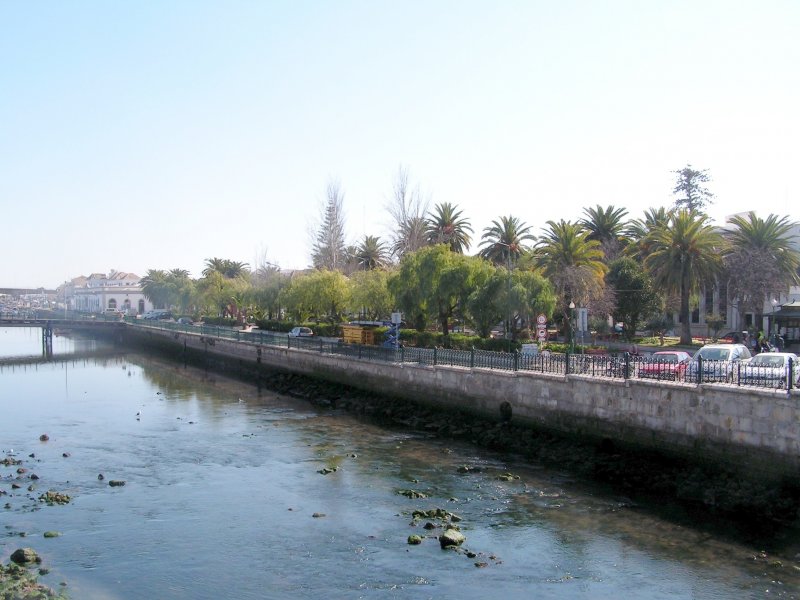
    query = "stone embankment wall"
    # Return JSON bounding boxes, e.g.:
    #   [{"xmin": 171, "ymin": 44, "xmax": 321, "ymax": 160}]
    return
[{"xmin": 127, "ymin": 327, "xmax": 800, "ymax": 479}]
